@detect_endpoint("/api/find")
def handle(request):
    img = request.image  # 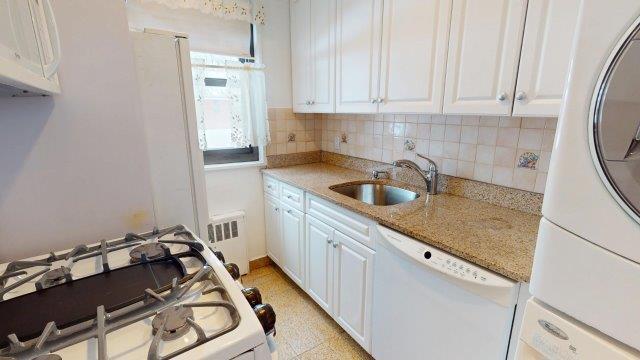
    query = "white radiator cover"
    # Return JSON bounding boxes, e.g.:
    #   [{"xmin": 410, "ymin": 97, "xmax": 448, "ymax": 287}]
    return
[{"xmin": 208, "ymin": 211, "xmax": 249, "ymax": 275}]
